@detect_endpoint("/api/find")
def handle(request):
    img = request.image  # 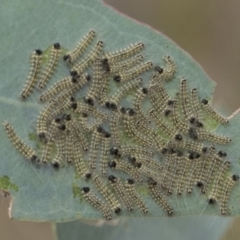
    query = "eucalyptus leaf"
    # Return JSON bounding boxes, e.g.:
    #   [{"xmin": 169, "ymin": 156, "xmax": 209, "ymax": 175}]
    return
[{"xmin": 0, "ymin": 0, "xmax": 239, "ymax": 223}]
